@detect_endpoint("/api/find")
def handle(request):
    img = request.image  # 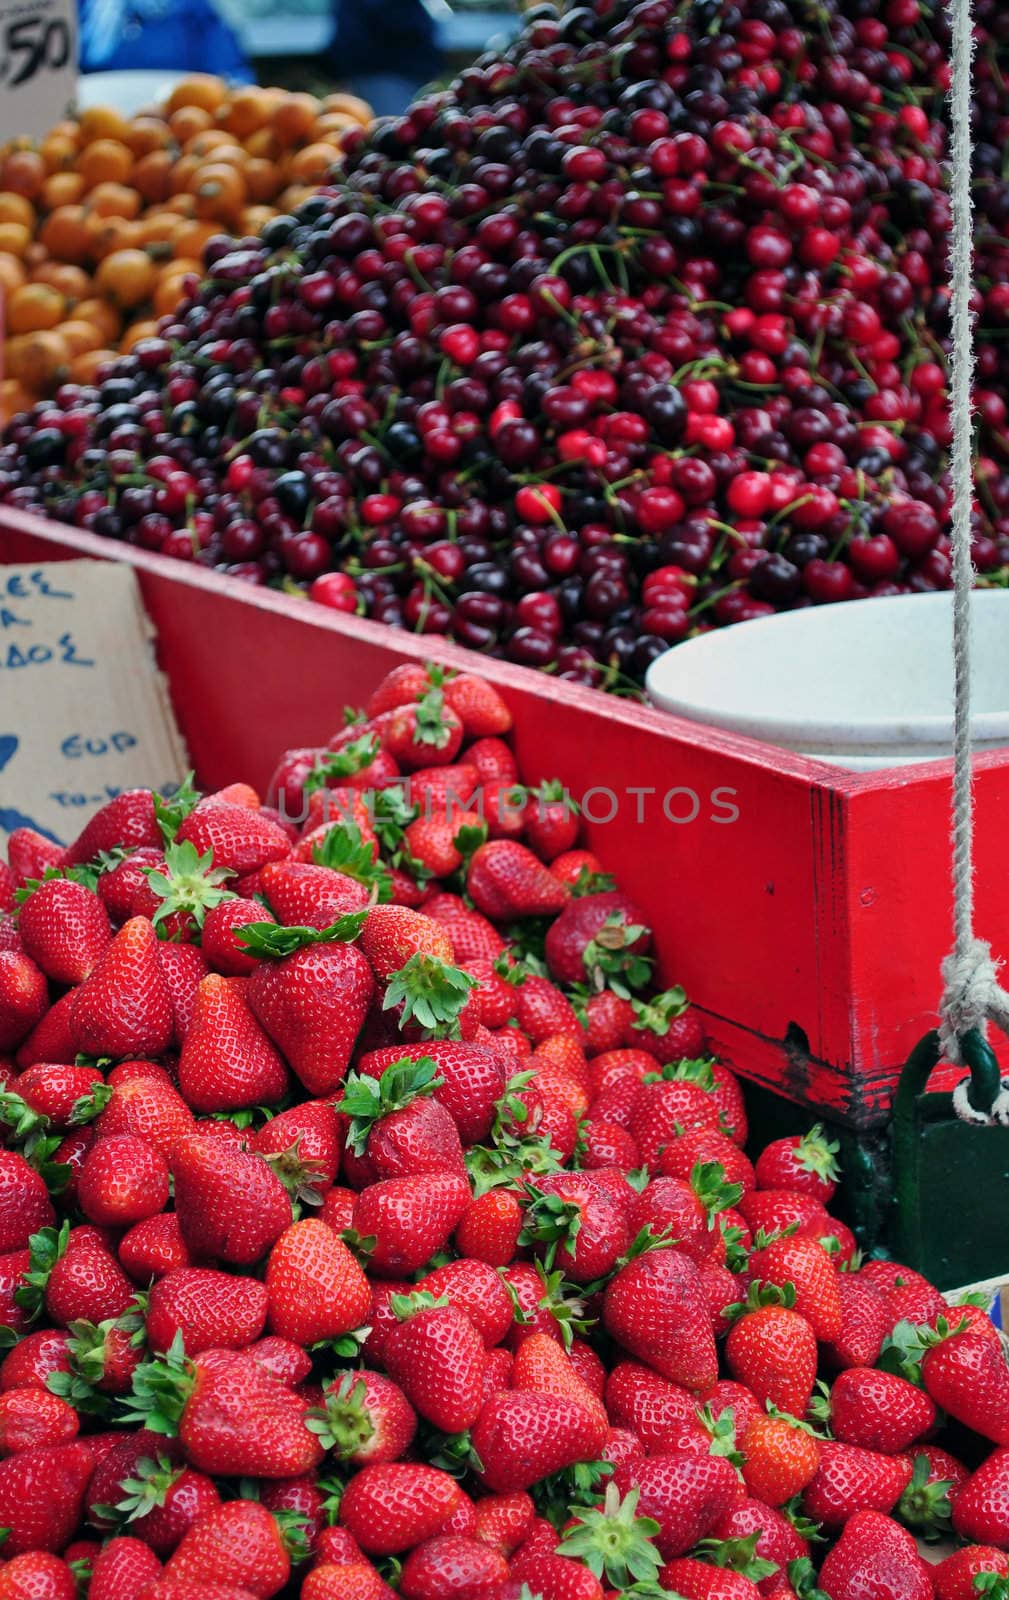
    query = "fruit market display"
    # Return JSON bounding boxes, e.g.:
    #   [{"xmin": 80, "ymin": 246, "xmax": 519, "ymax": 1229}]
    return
[
  {"xmin": 3, "ymin": 0, "xmax": 1009, "ymax": 687},
  {"xmin": 0, "ymin": 78, "xmax": 372, "ymax": 417},
  {"xmin": 0, "ymin": 657, "xmax": 1008, "ymax": 1597}
]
